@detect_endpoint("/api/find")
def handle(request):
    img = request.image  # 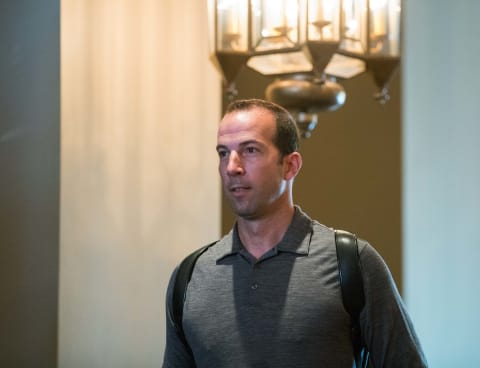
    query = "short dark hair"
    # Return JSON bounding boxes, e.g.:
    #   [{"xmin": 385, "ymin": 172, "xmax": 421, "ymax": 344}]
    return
[{"xmin": 224, "ymin": 99, "xmax": 300, "ymax": 157}]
